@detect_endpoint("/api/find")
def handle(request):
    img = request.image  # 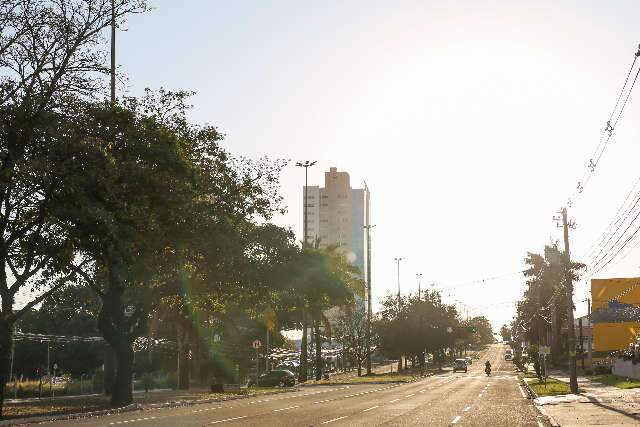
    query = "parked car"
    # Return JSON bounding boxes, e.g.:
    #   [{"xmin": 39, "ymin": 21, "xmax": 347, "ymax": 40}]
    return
[
  {"xmin": 453, "ymin": 359, "xmax": 468, "ymax": 373},
  {"xmin": 247, "ymin": 369, "xmax": 296, "ymax": 387},
  {"xmin": 465, "ymin": 357, "xmax": 472, "ymax": 365}
]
